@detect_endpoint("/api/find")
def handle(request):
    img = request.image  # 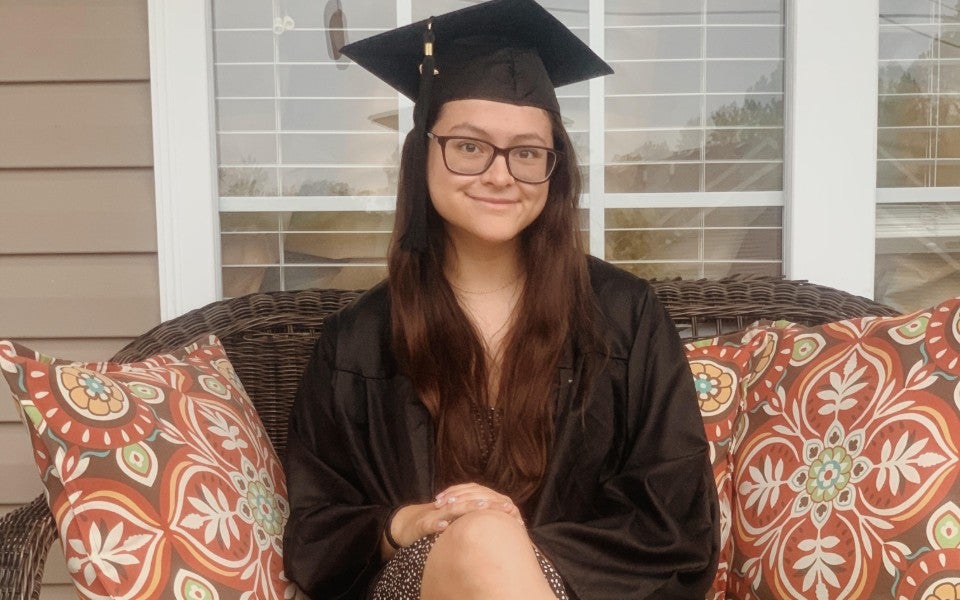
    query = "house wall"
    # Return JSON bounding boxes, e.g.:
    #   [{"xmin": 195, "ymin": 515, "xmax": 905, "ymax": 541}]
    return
[{"xmin": 0, "ymin": 1, "xmax": 159, "ymax": 596}]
